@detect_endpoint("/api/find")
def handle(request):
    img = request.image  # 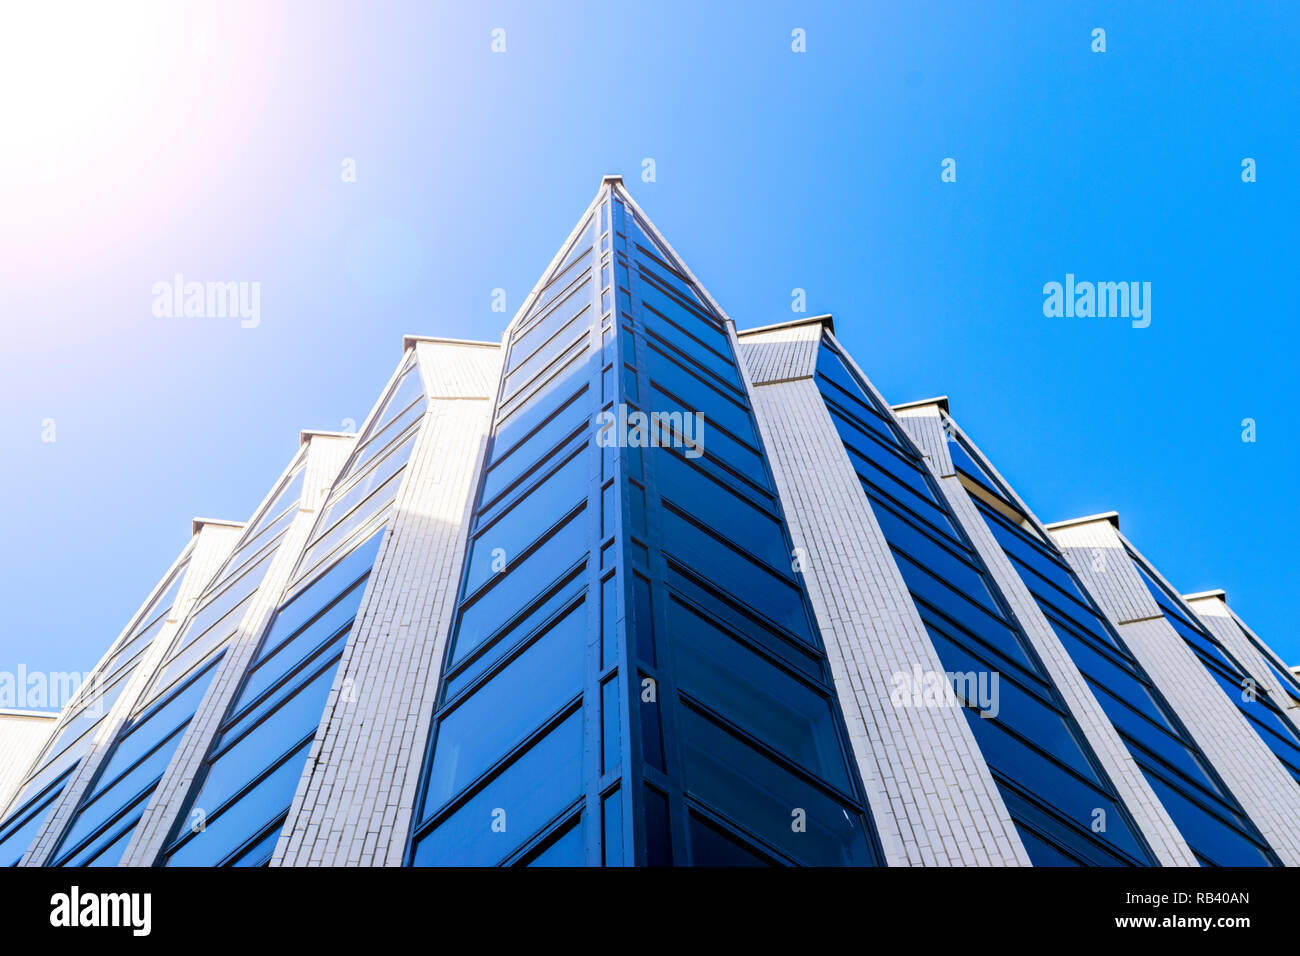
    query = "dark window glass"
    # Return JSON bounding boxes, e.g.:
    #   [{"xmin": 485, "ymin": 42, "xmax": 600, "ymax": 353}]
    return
[
  {"xmin": 465, "ymin": 451, "xmax": 587, "ymax": 592},
  {"xmin": 654, "ymin": 449, "xmax": 788, "ymax": 571},
  {"xmin": 444, "ymin": 575, "xmax": 585, "ymax": 697},
  {"xmin": 689, "ymin": 813, "xmax": 774, "ymax": 867},
  {"xmin": 453, "ymin": 509, "xmax": 587, "ymax": 653},
  {"xmin": 602, "ymin": 792, "xmax": 623, "ymax": 866},
  {"xmin": 645, "ymin": 787, "xmax": 673, "ymax": 867},
  {"xmin": 601, "ymin": 678, "xmax": 621, "ymax": 774},
  {"xmin": 668, "ymin": 604, "xmax": 853, "ymax": 793},
  {"xmin": 0, "ymin": 769, "xmax": 76, "ymax": 867},
  {"xmin": 166, "ymin": 740, "xmax": 313, "ymax": 866},
  {"xmin": 677, "ymin": 705, "xmax": 874, "ymax": 866},
  {"xmin": 411, "ymin": 710, "xmax": 583, "ymax": 866},
  {"xmin": 660, "ymin": 507, "xmax": 811, "ymax": 643},
  {"xmin": 665, "ymin": 567, "xmax": 825, "ymax": 683},
  {"xmin": 527, "ymin": 817, "xmax": 585, "ymax": 867},
  {"xmin": 481, "ymin": 390, "xmax": 589, "ymax": 506},
  {"xmin": 645, "ymin": 344, "xmax": 753, "ymax": 444},
  {"xmin": 425, "ymin": 604, "xmax": 585, "ymax": 812}
]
